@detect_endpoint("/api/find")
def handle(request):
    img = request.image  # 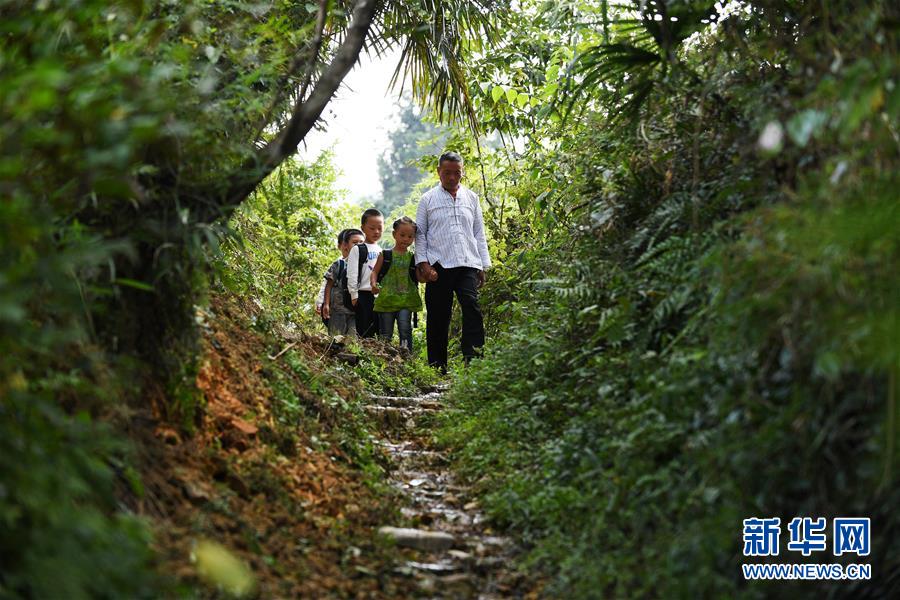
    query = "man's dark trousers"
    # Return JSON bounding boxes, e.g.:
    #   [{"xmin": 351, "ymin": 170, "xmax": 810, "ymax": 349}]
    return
[
  {"xmin": 355, "ymin": 291, "xmax": 377, "ymax": 338},
  {"xmin": 424, "ymin": 264, "xmax": 484, "ymax": 370}
]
